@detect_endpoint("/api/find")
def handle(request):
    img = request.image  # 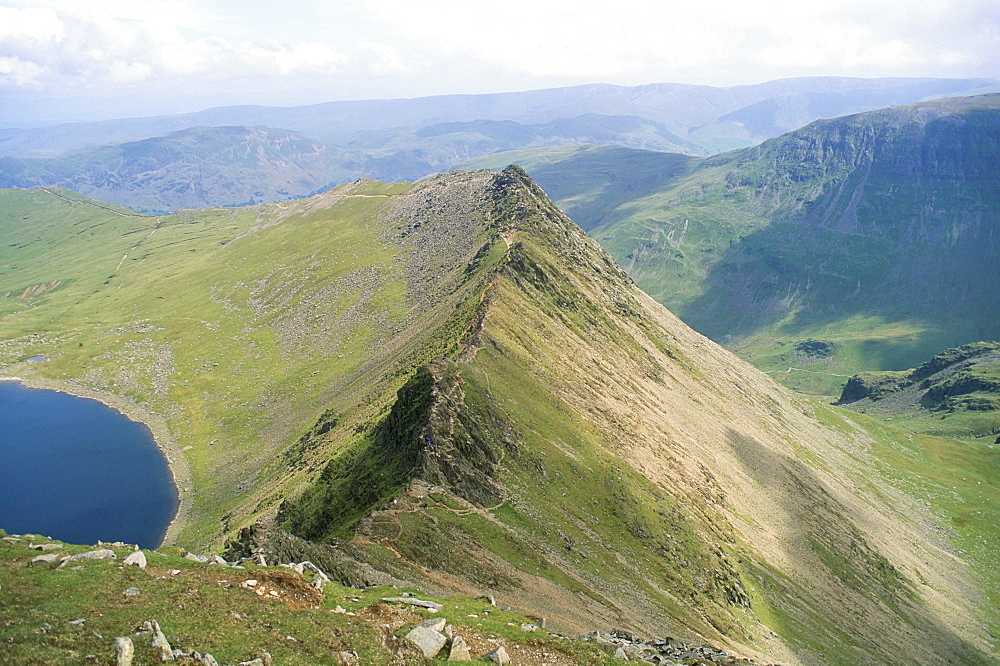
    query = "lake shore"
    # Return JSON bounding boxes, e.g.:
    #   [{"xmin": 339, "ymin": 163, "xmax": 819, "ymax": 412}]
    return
[{"xmin": 0, "ymin": 374, "xmax": 191, "ymax": 547}]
